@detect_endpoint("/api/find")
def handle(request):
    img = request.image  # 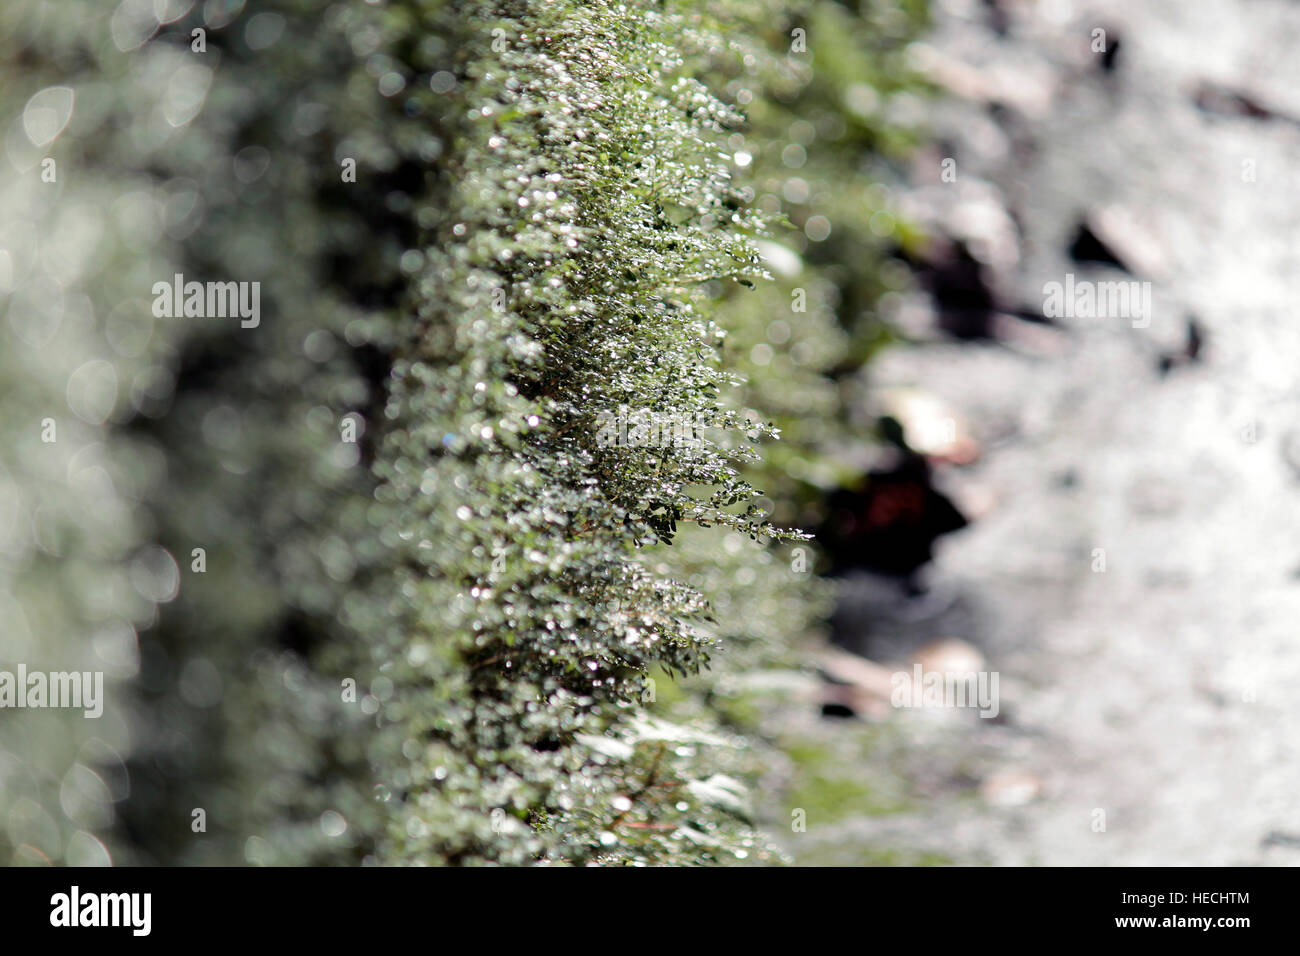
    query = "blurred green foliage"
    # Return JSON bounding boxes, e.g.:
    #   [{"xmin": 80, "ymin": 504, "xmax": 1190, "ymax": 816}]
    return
[{"xmin": 0, "ymin": 0, "xmax": 927, "ymax": 866}]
